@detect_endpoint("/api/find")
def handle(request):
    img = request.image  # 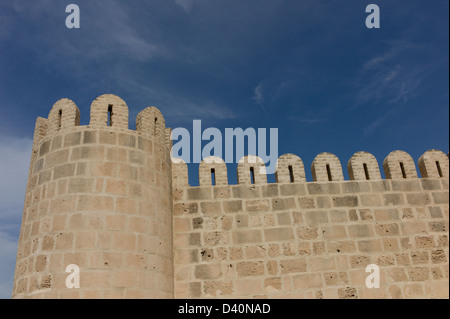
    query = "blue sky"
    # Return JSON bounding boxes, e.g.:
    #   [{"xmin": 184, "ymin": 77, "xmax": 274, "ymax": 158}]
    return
[{"xmin": 0, "ymin": 0, "xmax": 448, "ymax": 298}]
